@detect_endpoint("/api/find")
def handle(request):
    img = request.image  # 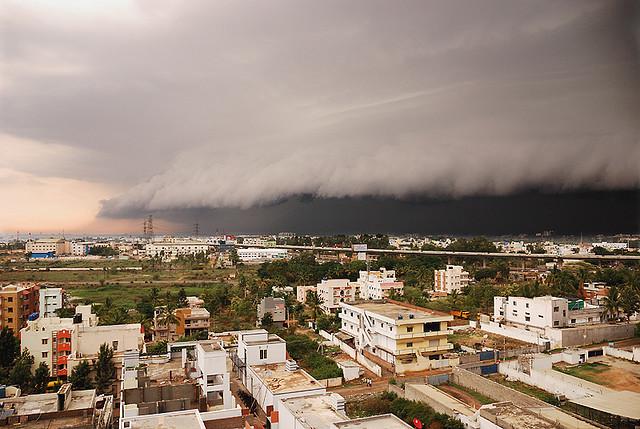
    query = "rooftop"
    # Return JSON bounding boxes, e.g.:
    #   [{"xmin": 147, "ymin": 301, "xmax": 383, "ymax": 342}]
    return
[
  {"xmin": 345, "ymin": 300, "xmax": 451, "ymax": 321},
  {"xmin": 250, "ymin": 362, "xmax": 322, "ymax": 394},
  {"xmin": 199, "ymin": 342, "xmax": 223, "ymax": 352},
  {"xmin": 332, "ymin": 414, "xmax": 412, "ymax": 429},
  {"xmin": 0, "ymin": 390, "xmax": 96, "ymax": 416},
  {"xmin": 279, "ymin": 393, "xmax": 348, "ymax": 428},
  {"xmin": 479, "ymin": 402, "xmax": 558, "ymax": 429},
  {"xmin": 121, "ymin": 409, "xmax": 206, "ymax": 429},
  {"xmin": 570, "ymin": 391, "xmax": 640, "ymax": 420}
]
